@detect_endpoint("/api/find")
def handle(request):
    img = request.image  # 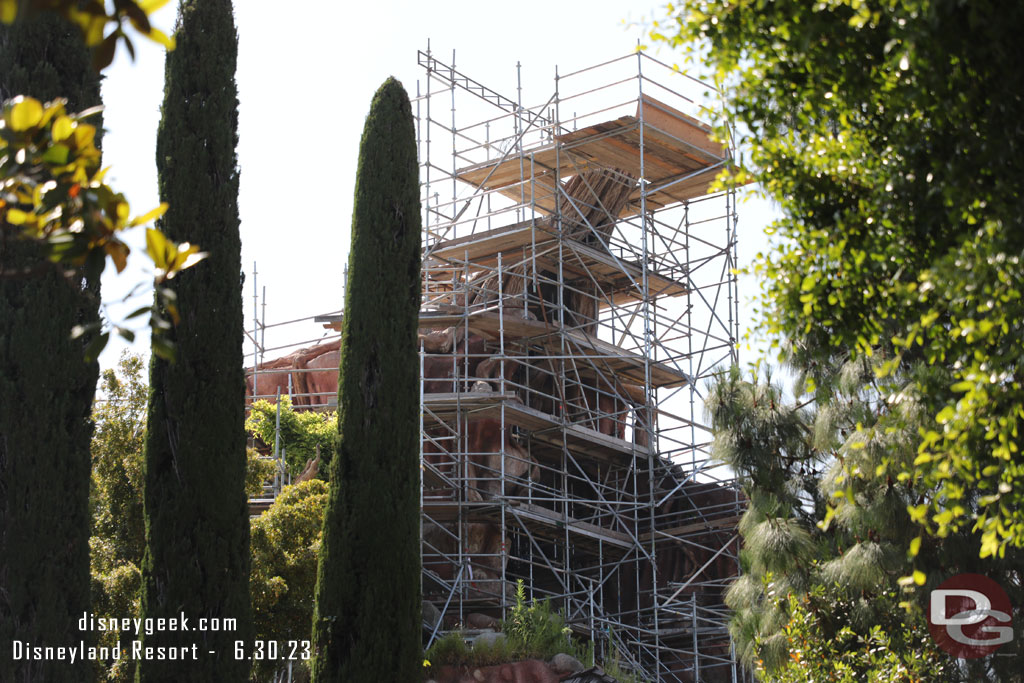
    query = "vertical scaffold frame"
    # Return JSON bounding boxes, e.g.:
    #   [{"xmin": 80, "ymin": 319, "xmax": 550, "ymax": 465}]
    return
[{"xmin": 414, "ymin": 47, "xmax": 745, "ymax": 682}]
